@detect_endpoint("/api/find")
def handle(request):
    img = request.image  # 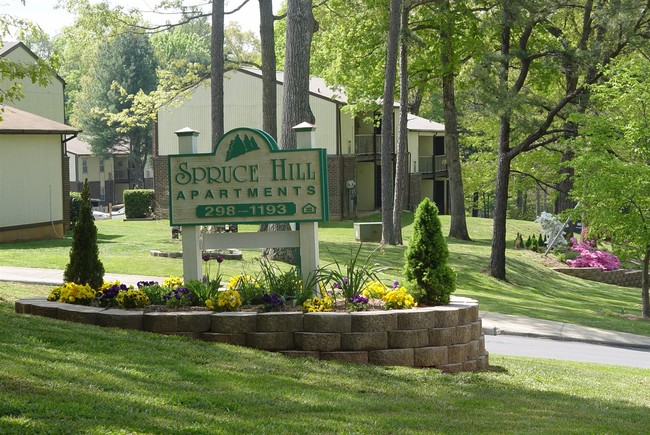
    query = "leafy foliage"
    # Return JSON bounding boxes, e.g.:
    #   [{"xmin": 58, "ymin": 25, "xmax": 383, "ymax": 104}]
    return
[
  {"xmin": 63, "ymin": 180, "xmax": 105, "ymax": 290},
  {"xmin": 404, "ymin": 198, "xmax": 456, "ymax": 305}
]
